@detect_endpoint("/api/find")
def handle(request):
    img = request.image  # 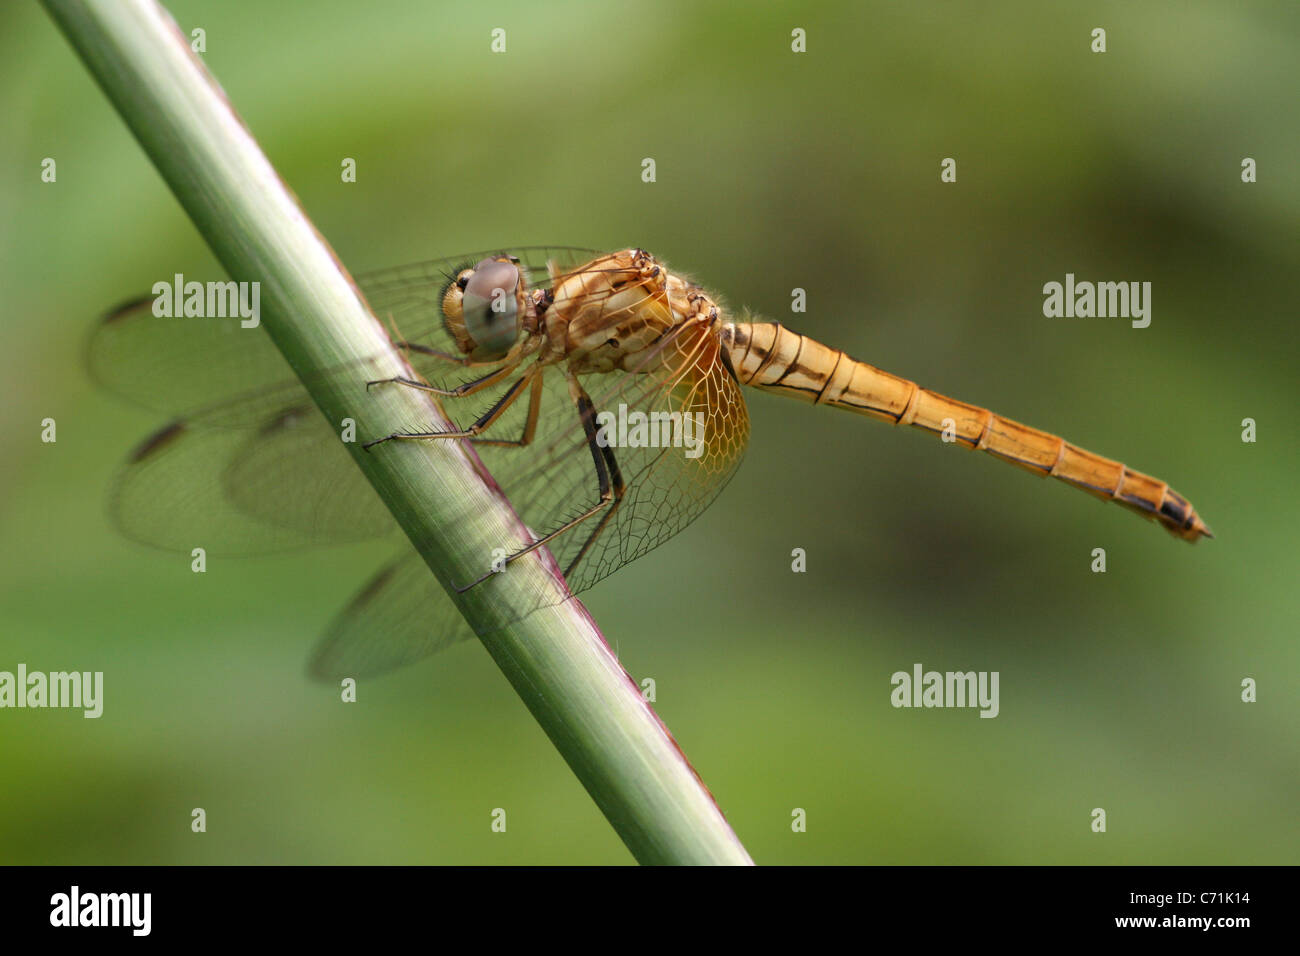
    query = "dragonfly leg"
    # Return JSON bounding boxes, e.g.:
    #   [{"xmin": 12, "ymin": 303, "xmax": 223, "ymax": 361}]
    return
[
  {"xmin": 366, "ymin": 361, "xmax": 518, "ymax": 397},
  {"xmin": 392, "ymin": 340, "xmax": 473, "ymax": 365},
  {"xmin": 454, "ymin": 374, "xmax": 625, "ymax": 592},
  {"xmin": 363, "ymin": 370, "xmax": 534, "ymax": 450},
  {"xmin": 560, "ymin": 429, "xmax": 624, "ymax": 579},
  {"xmin": 469, "ymin": 370, "xmax": 545, "ymax": 448},
  {"xmin": 555, "ymin": 375, "xmax": 626, "ymax": 577}
]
